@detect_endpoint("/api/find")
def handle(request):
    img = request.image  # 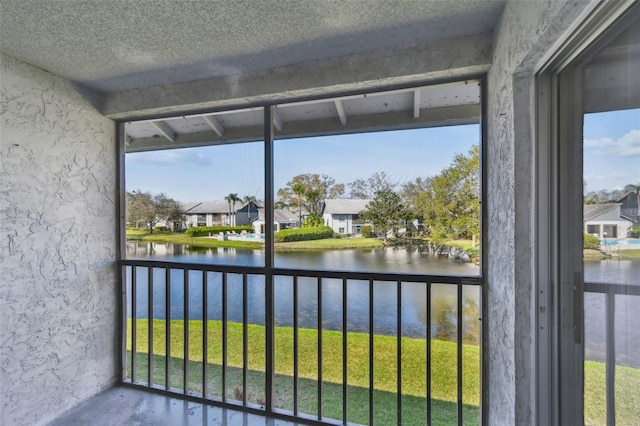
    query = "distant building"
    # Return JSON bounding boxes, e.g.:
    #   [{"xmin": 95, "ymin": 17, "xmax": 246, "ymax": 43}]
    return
[
  {"xmin": 583, "ymin": 203, "xmax": 633, "ymax": 238},
  {"xmin": 322, "ymin": 199, "xmax": 371, "ymax": 235},
  {"xmin": 184, "ymin": 201, "xmax": 233, "ymax": 227},
  {"xmin": 617, "ymin": 191, "xmax": 639, "ymax": 226},
  {"xmin": 252, "ymin": 208, "xmax": 298, "ymax": 234},
  {"xmin": 235, "ymin": 201, "xmax": 261, "ymax": 226}
]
